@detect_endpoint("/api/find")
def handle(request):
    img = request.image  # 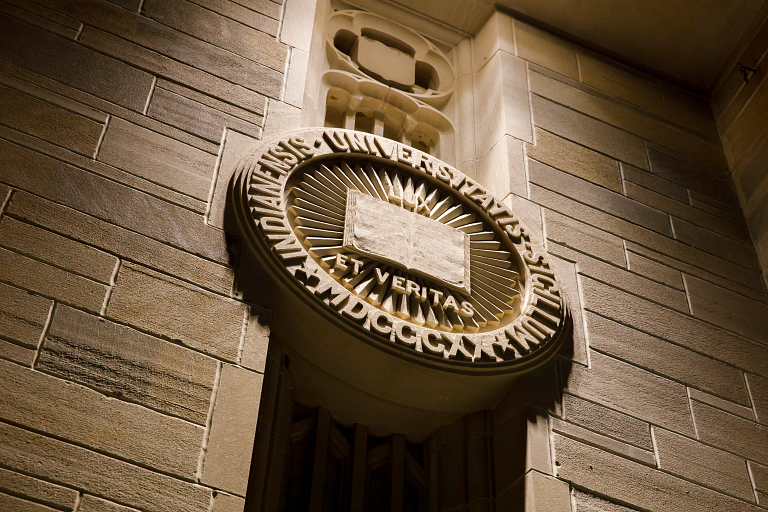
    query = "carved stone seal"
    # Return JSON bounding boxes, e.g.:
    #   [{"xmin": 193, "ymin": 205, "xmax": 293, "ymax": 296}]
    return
[{"xmin": 231, "ymin": 128, "xmax": 569, "ymax": 376}]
